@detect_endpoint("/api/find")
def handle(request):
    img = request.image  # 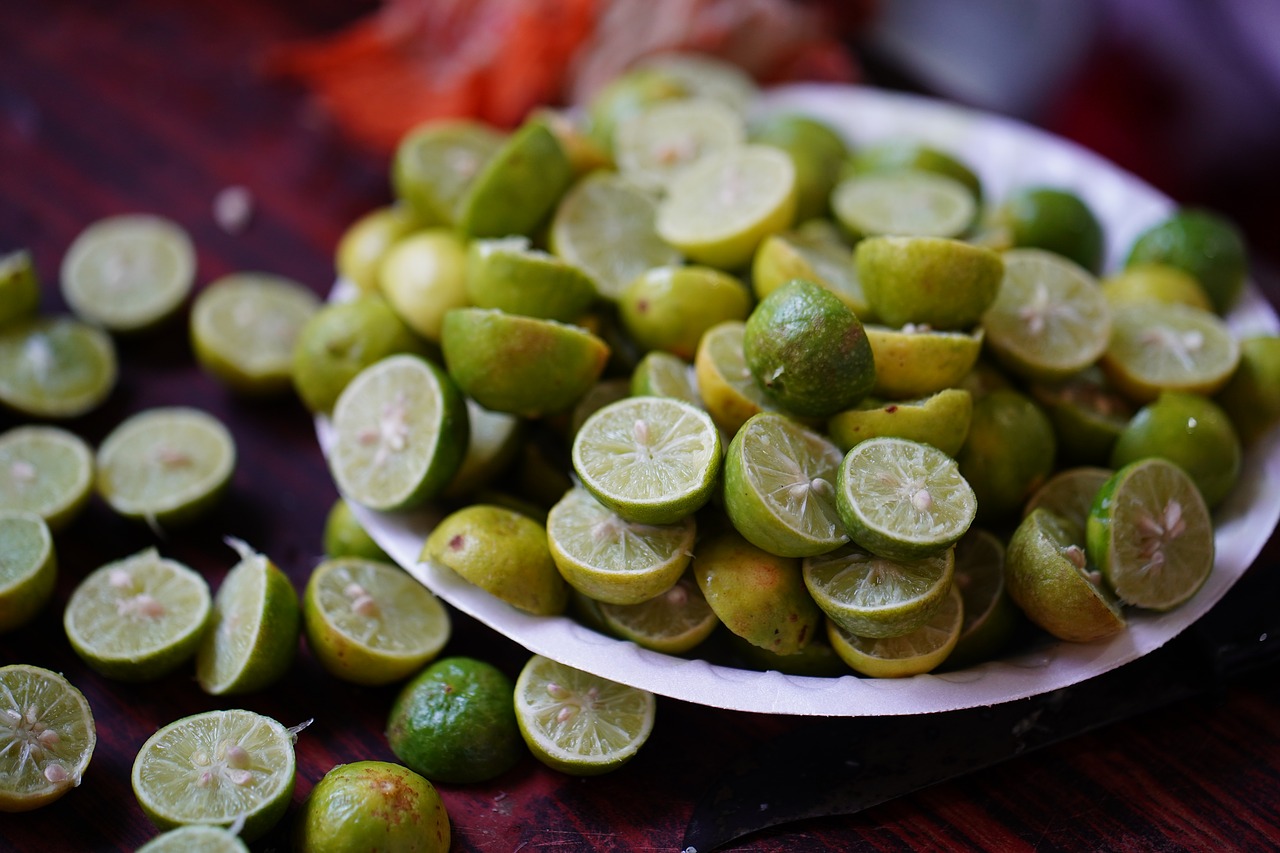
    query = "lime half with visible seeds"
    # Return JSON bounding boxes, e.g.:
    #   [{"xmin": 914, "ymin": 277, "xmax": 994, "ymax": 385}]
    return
[
  {"xmin": 1101, "ymin": 302, "xmax": 1240, "ymax": 403},
  {"xmin": 0, "ymin": 664, "xmax": 96, "ymax": 812},
  {"xmin": 0, "ymin": 425, "xmax": 94, "ymax": 531},
  {"xmin": 0, "ymin": 512, "xmax": 57, "ymax": 634},
  {"xmin": 826, "ymin": 583, "xmax": 963, "ymax": 678},
  {"xmin": 0, "ymin": 316, "xmax": 117, "ymax": 418},
  {"xmin": 597, "ymin": 575, "xmax": 718, "ymax": 654},
  {"xmin": 803, "ymin": 542, "xmax": 954, "ymax": 639}
]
